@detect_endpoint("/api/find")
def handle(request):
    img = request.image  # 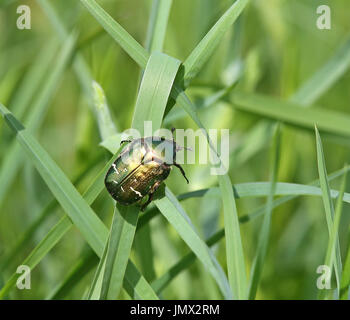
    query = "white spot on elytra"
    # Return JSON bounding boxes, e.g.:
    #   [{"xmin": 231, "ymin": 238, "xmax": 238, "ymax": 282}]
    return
[
  {"xmin": 112, "ymin": 163, "xmax": 119, "ymax": 174},
  {"xmin": 121, "ymin": 186, "xmax": 125, "ymax": 192},
  {"xmin": 130, "ymin": 186, "xmax": 142, "ymax": 198}
]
